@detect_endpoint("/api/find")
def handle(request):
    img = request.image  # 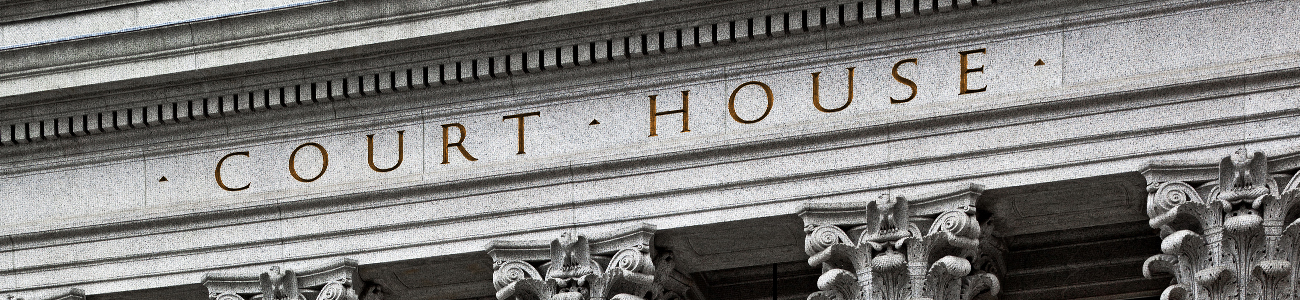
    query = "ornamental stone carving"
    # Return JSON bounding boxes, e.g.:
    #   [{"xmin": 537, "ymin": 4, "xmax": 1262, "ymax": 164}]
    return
[
  {"xmin": 799, "ymin": 184, "xmax": 1001, "ymax": 300},
  {"xmin": 488, "ymin": 223, "xmax": 699, "ymax": 300},
  {"xmin": 1143, "ymin": 149, "xmax": 1300, "ymax": 300},
  {"xmin": 2, "ymin": 288, "xmax": 84, "ymax": 300},
  {"xmin": 202, "ymin": 259, "xmax": 373, "ymax": 300}
]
